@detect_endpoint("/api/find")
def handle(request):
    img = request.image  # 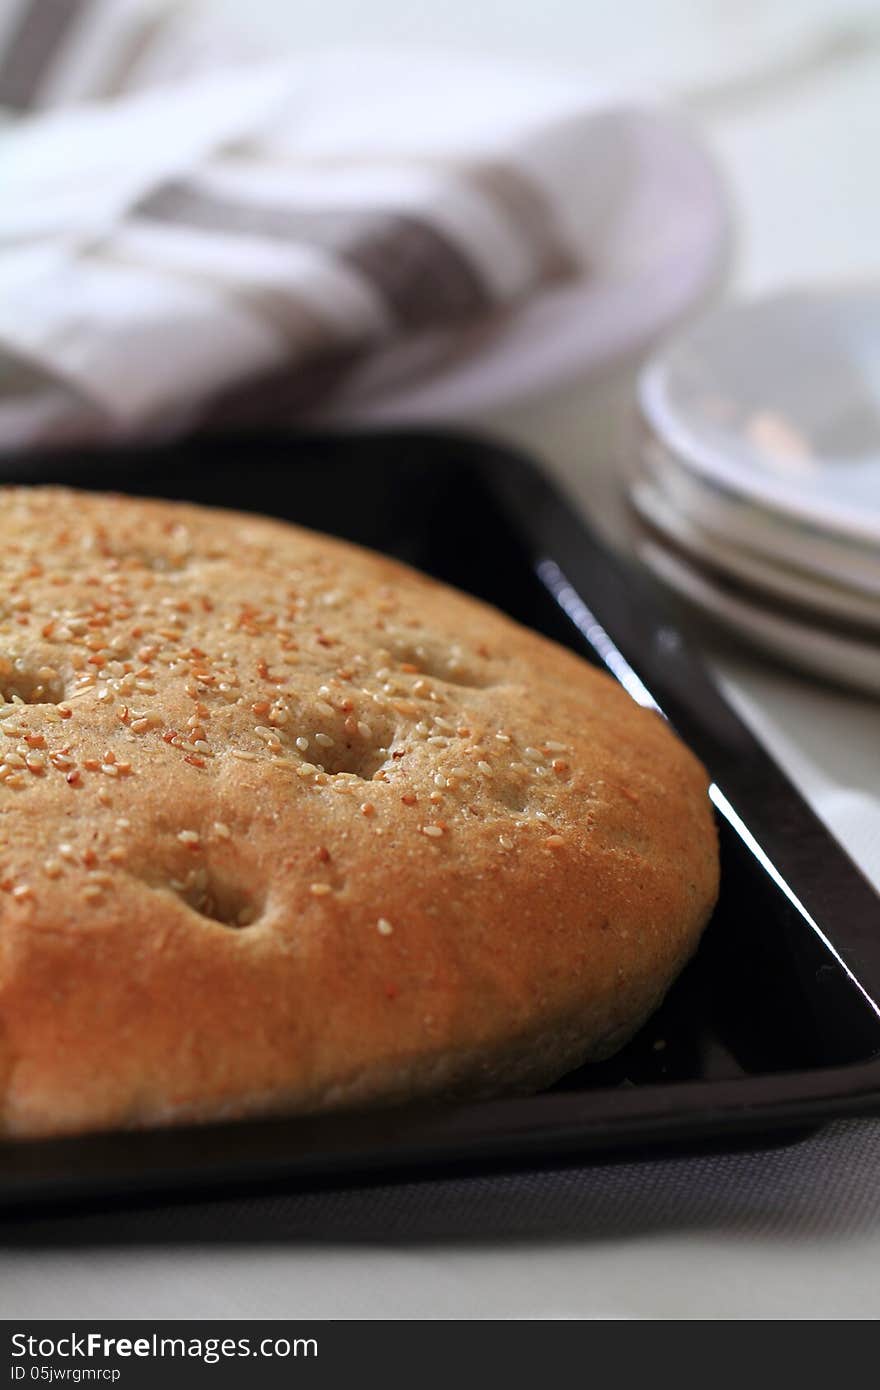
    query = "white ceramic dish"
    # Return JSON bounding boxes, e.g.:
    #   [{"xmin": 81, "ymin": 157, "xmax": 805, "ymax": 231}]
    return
[
  {"xmin": 631, "ymin": 477, "xmax": 880, "ymax": 632},
  {"xmin": 639, "ymin": 431, "xmax": 880, "ymax": 597},
  {"xmin": 639, "ymin": 285, "xmax": 880, "ymax": 546},
  {"xmin": 639, "ymin": 537, "xmax": 880, "ymax": 698}
]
